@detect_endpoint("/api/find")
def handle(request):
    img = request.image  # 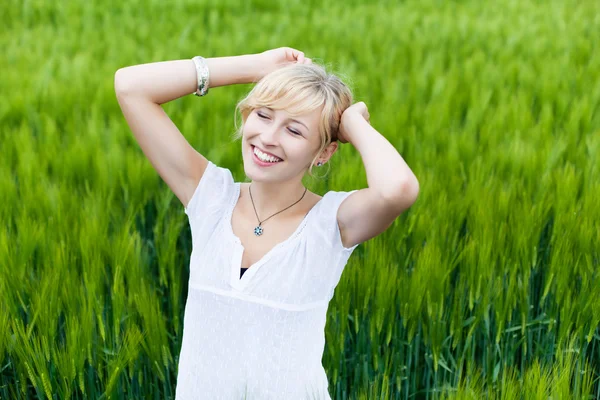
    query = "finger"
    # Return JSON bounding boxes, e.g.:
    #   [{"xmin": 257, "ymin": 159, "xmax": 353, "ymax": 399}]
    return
[
  {"xmin": 305, "ymin": 57, "xmax": 312, "ymax": 64},
  {"xmin": 296, "ymin": 50, "xmax": 304, "ymax": 63},
  {"xmin": 287, "ymin": 48, "xmax": 302, "ymax": 62}
]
